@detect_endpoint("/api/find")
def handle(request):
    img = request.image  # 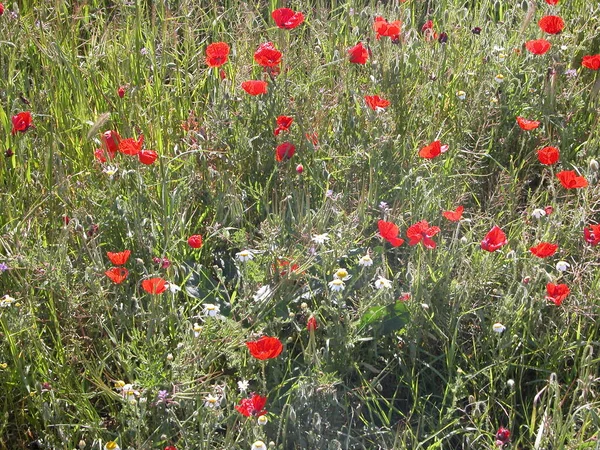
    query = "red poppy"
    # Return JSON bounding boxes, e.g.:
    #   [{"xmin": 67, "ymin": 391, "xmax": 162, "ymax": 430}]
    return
[
  {"xmin": 235, "ymin": 393, "xmax": 267, "ymax": 417},
  {"xmin": 544, "ymin": 206, "xmax": 554, "ymax": 216},
  {"xmin": 119, "ymin": 135, "xmax": 144, "ymax": 156},
  {"xmin": 11, "ymin": 111, "xmax": 33, "ymax": 135},
  {"xmin": 496, "ymin": 427, "xmax": 511, "ymax": 445},
  {"xmin": 94, "ymin": 148, "xmax": 116, "ymax": 163},
  {"xmin": 419, "ymin": 140, "xmax": 442, "ymax": 159},
  {"xmin": 583, "ymin": 224, "xmax": 600, "ymax": 246},
  {"xmin": 105, "ymin": 267, "xmax": 129, "ymax": 284},
  {"xmin": 241, "ymin": 80, "xmax": 268, "ymax": 96},
  {"xmin": 539, "ymin": 15, "xmax": 564, "ymax": 34},
  {"xmin": 296, "ymin": 164, "xmax": 304, "ymax": 174},
  {"xmin": 117, "ymin": 86, "xmax": 126, "ymax": 98},
  {"xmin": 0, "ymin": 3, "xmax": 4, "ymax": 15},
  {"xmin": 516, "ymin": 116, "xmax": 540, "ymax": 131},
  {"xmin": 246, "ymin": 336, "xmax": 283, "ymax": 360},
  {"xmin": 164, "ymin": 447, "xmax": 177, "ymax": 450},
  {"xmin": 307, "ymin": 316, "xmax": 318, "ymax": 332},
  {"xmin": 546, "ymin": 283, "xmax": 569, "ymax": 306},
  {"xmin": 101, "ymin": 130, "xmax": 121, "ymax": 154},
  {"xmin": 421, "ymin": 20, "xmax": 433, "ymax": 32},
  {"xmin": 107, "ymin": 250, "xmax": 131, "ymax": 266},
  {"xmin": 278, "ymin": 259, "xmax": 299, "ymax": 276},
  {"xmin": 373, "ymin": 16, "xmax": 402, "ymax": 41},
  {"xmin": 188, "ymin": 234, "xmax": 203, "ymax": 248},
  {"xmin": 254, "ymin": 42, "xmax": 282, "ymax": 67},
  {"xmin": 406, "ymin": 220, "xmax": 440, "ymax": 249},
  {"xmin": 271, "ymin": 8, "xmax": 304, "ymax": 29},
  {"xmin": 529, "ymin": 242, "xmax": 558, "ymax": 258},
  {"xmin": 275, "ymin": 142, "xmax": 296, "ymax": 162},
  {"xmin": 205, "ymin": 42, "xmax": 230, "ymax": 68},
  {"xmin": 537, "ymin": 146, "xmax": 559, "ymax": 165},
  {"xmin": 348, "ymin": 42, "xmax": 369, "ymax": 64},
  {"xmin": 377, "ymin": 220, "xmax": 404, "ymax": 247},
  {"xmin": 481, "ymin": 225, "xmax": 507, "ymax": 252},
  {"xmin": 365, "ymin": 95, "xmax": 390, "ymax": 111},
  {"xmin": 306, "ymin": 132, "xmax": 319, "ymax": 146},
  {"xmin": 525, "ymin": 39, "xmax": 551, "ymax": 55},
  {"xmin": 274, "ymin": 116, "xmax": 293, "ymax": 136},
  {"xmin": 582, "ymin": 54, "xmax": 600, "ymax": 71},
  {"xmin": 545, "ymin": 0, "xmax": 559, "ymax": 4},
  {"xmin": 142, "ymin": 277, "xmax": 167, "ymax": 294},
  {"xmin": 138, "ymin": 149, "xmax": 158, "ymax": 165},
  {"xmin": 442, "ymin": 205, "xmax": 464, "ymax": 222},
  {"xmin": 556, "ymin": 170, "xmax": 588, "ymax": 189}
]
